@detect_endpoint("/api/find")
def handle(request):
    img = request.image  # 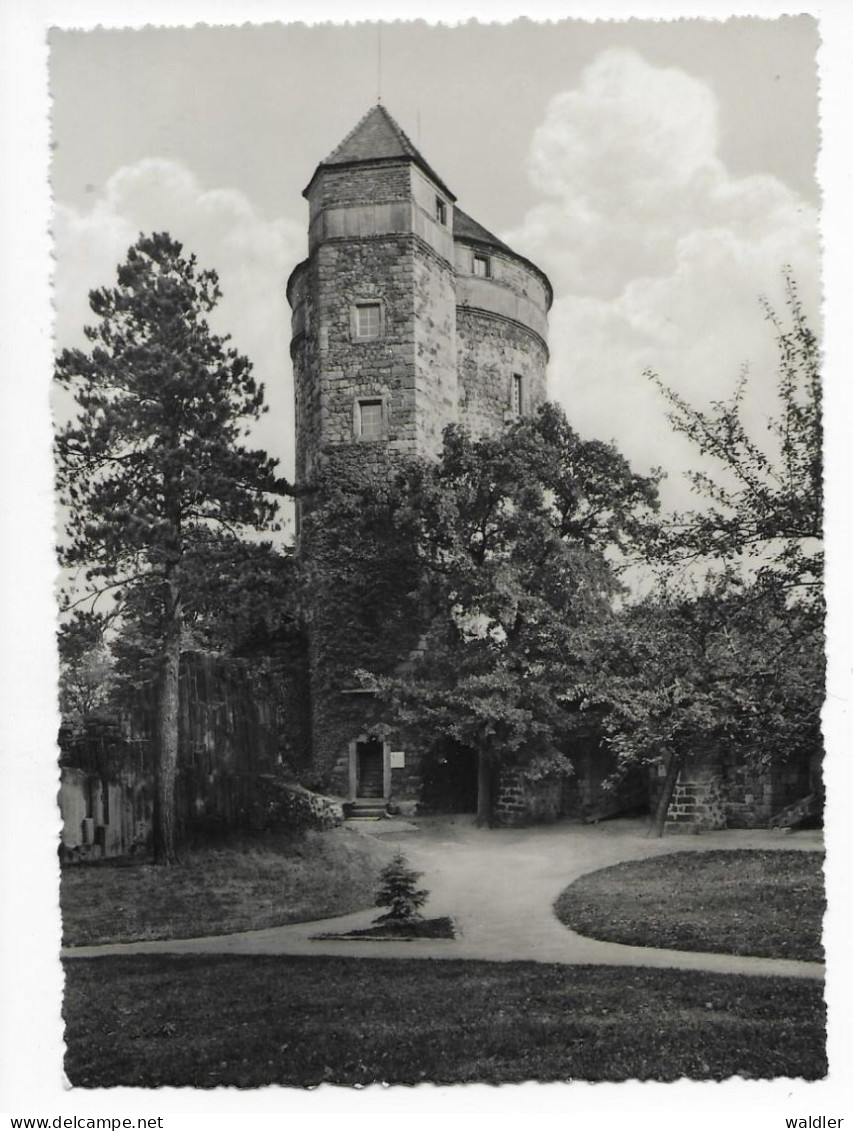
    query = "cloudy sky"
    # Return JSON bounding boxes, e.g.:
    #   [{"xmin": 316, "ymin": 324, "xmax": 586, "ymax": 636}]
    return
[{"xmin": 50, "ymin": 18, "xmax": 820, "ymax": 530}]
